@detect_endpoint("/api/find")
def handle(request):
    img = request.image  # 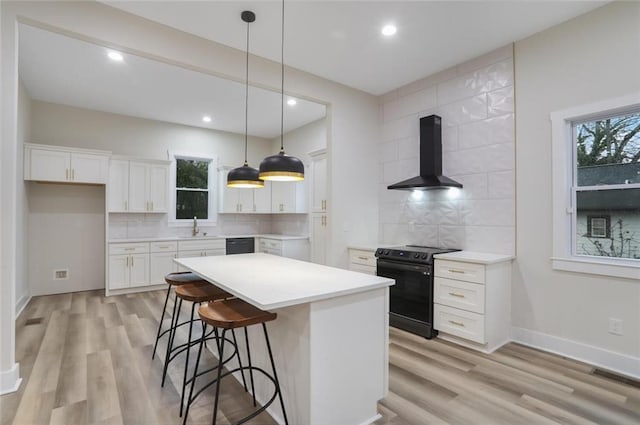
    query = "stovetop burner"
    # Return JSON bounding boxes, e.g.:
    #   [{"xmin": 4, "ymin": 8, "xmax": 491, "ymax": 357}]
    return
[{"xmin": 375, "ymin": 245, "xmax": 459, "ymax": 264}]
